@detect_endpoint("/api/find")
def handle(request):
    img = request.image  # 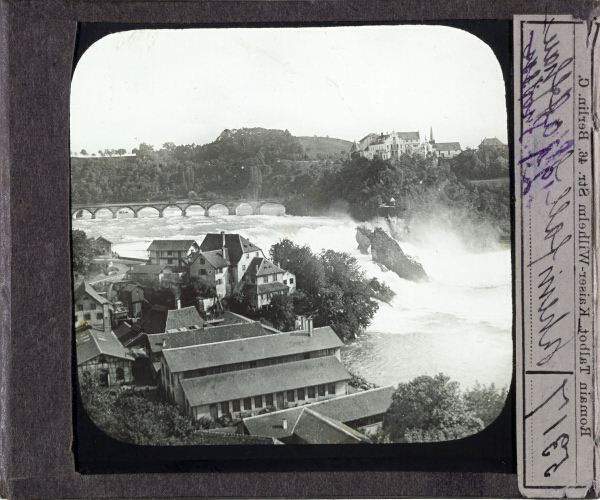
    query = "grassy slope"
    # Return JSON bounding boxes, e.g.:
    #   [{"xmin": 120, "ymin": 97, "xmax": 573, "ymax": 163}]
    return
[{"xmin": 297, "ymin": 136, "xmax": 353, "ymax": 159}]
